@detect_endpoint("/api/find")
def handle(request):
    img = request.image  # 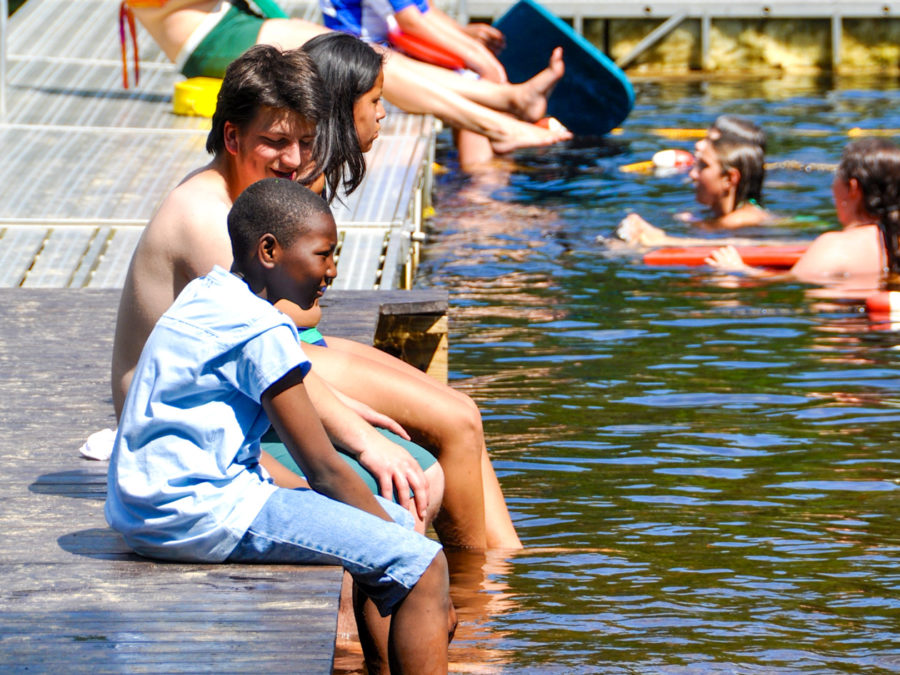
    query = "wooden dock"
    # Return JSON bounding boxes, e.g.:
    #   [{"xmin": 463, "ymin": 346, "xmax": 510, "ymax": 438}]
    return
[{"xmin": 0, "ymin": 287, "xmax": 447, "ymax": 672}]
